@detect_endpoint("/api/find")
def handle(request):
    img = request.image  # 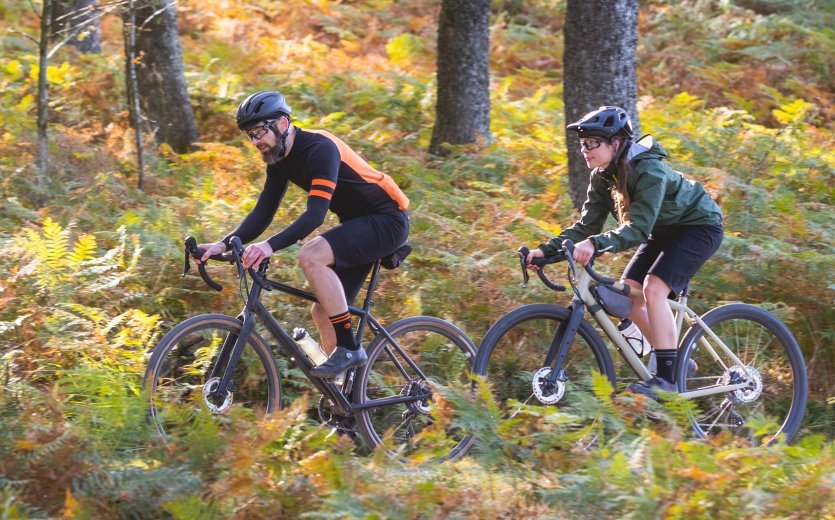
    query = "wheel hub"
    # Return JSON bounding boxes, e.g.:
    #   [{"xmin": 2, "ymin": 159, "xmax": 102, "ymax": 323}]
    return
[
  {"xmin": 202, "ymin": 377, "xmax": 233, "ymax": 413},
  {"xmin": 401, "ymin": 380, "xmax": 433, "ymax": 416},
  {"xmin": 720, "ymin": 365, "xmax": 763, "ymax": 404},
  {"xmin": 532, "ymin": 367, "xmax": 565, "ymax": 405}
]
